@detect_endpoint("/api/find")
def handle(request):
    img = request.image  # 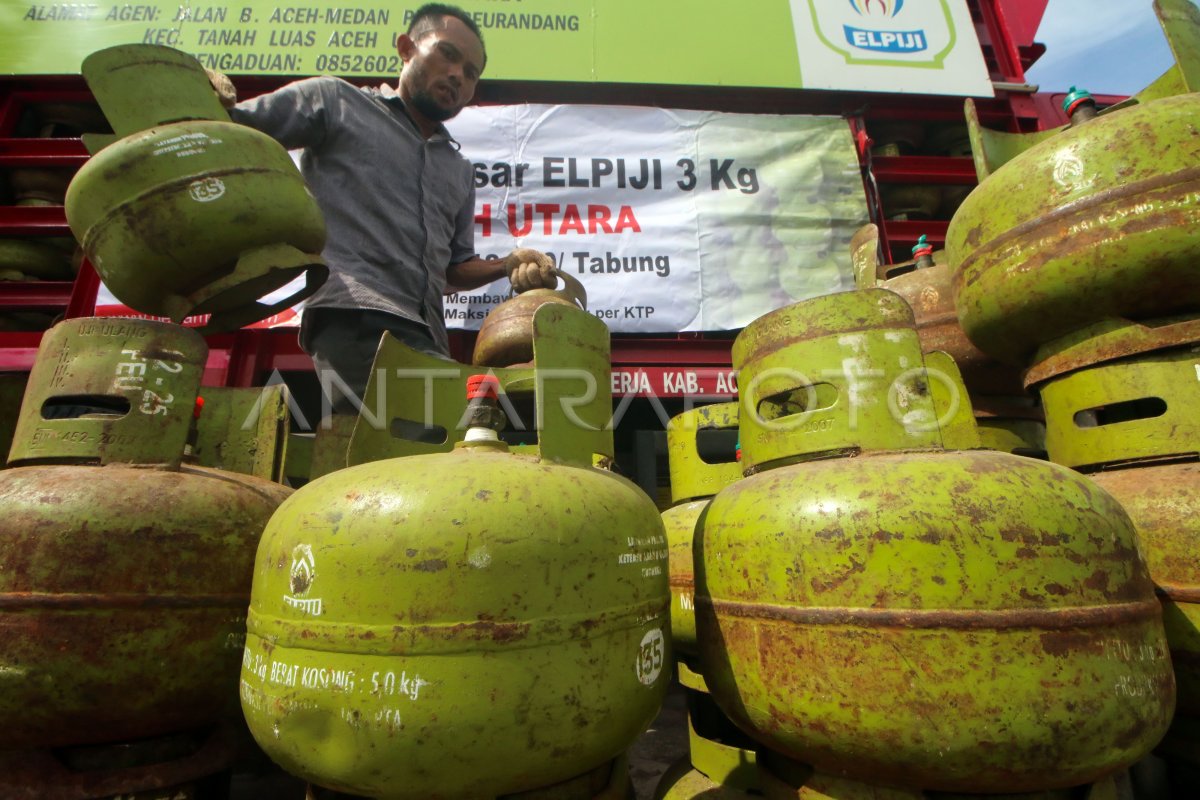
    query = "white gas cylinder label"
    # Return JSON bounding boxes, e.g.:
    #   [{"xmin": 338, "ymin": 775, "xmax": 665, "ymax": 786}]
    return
[
  {"xmin": 636, "ymin": 628, "xmax": 665, "ymax": 685},
  {"xmin": 188, "ymin": 176, "xmax": 226, "ymax": 202}
]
